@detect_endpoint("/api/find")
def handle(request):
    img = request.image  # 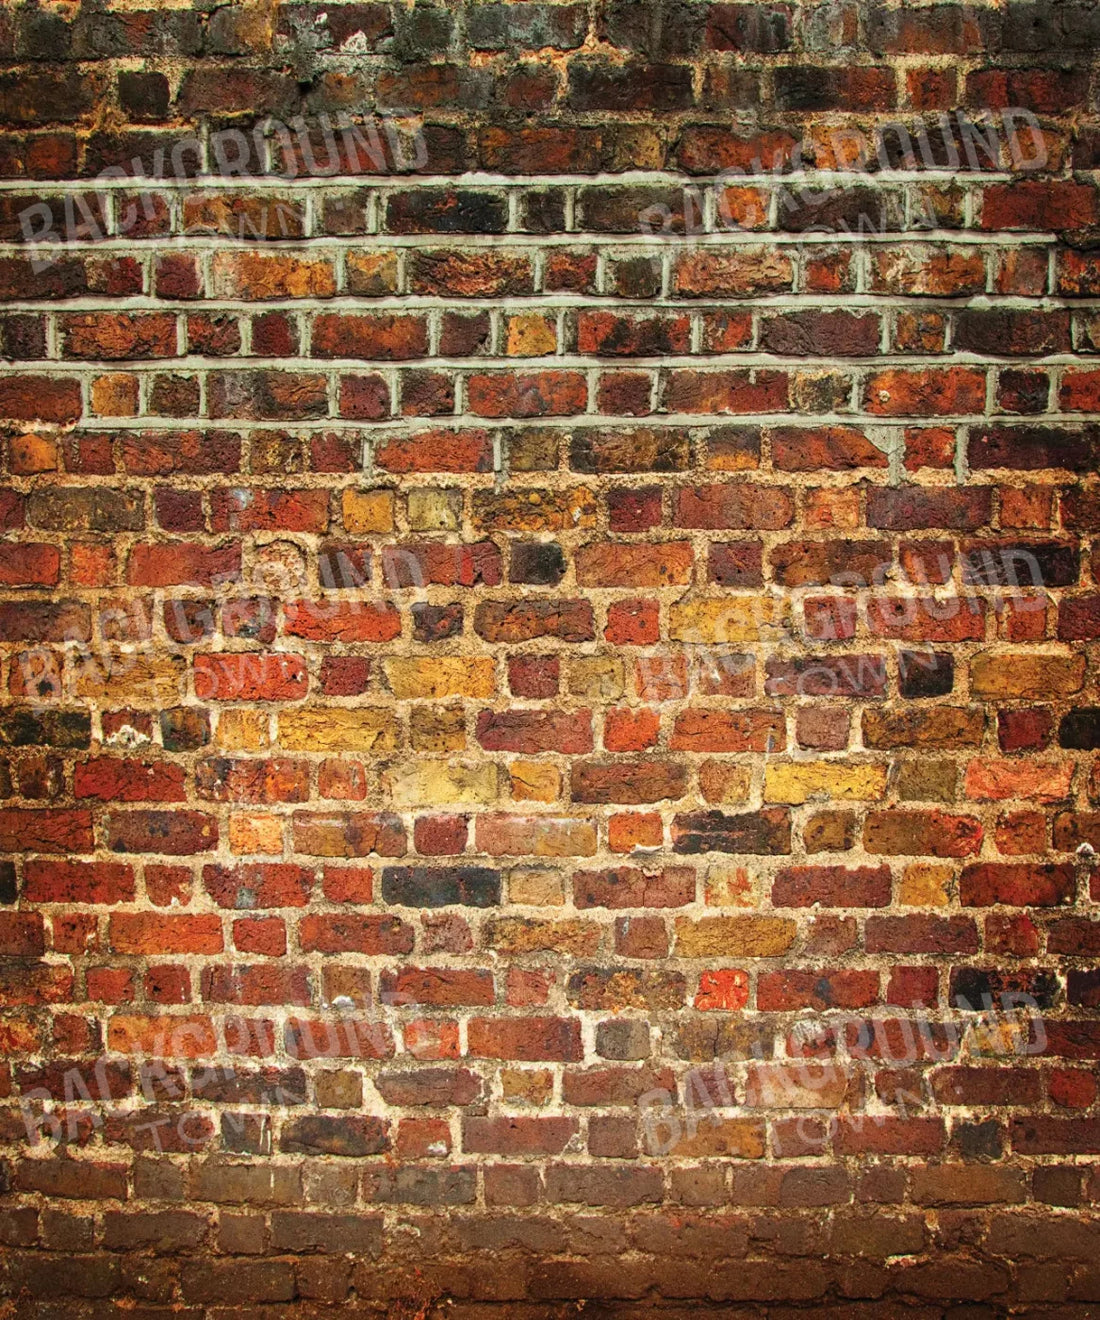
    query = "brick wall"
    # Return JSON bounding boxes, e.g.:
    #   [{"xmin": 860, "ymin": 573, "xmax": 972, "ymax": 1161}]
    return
[{"xmin": 1, "ymin": 1, "xmax": 1100, "ymax": 1313}]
